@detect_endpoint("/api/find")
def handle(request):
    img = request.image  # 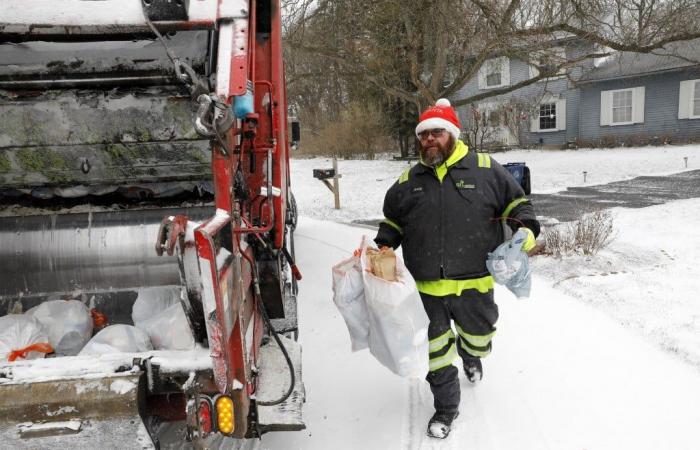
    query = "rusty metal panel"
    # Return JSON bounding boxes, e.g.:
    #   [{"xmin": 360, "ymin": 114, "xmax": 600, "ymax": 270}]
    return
[
  {"xmin": 0, "ymin": 88, "xmax": 212, "ymax": 191},
  {"xmin": 0, "ymin": 373, "xmax": 155, "ymax": 449}
]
